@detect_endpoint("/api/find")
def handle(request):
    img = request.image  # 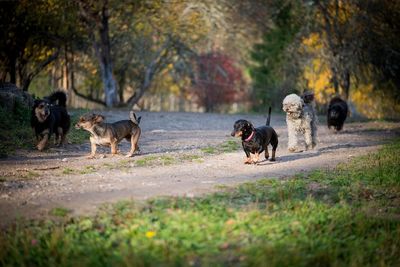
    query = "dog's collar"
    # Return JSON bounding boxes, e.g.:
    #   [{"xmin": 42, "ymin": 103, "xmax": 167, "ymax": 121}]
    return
[{"xmin": 244, "ymin": 131, "xmax": 255, "ymax": 142}]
